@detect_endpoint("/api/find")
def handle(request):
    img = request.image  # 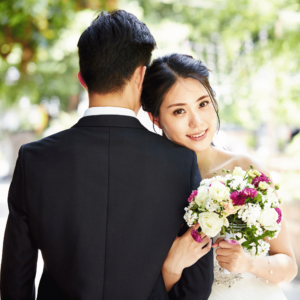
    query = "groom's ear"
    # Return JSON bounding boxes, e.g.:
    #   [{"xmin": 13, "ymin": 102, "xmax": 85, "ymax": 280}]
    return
[
  {"xmin": 148, "ymin": 112, "xmax": 162, "ymax": 129},
  {"xmin": 78, "ymin": 71, "xmax": 87, "ymax": 90},
  {"xmin": 133, "ymin": 66, "xmax": 146, "ymax": 92}
]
